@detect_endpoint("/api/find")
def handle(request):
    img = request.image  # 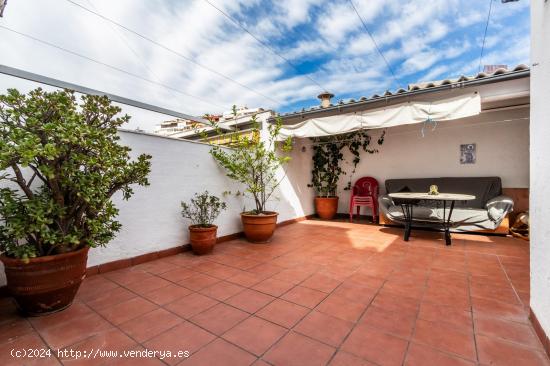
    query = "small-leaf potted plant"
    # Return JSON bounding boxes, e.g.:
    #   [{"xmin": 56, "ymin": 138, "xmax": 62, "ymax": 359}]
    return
[
  {"xmin": 0, "ymin": 88, "xmax": 151, "ymax": 316},
  {"xmin": 309, "ymin": 139, "xmax": 344, "ymax": 219},
  {"xmin": 309, "ymin": 130, "xmax": 384, "ymax": 220},
  {"xmin": 210, "ymin": 114, "xmax": 292, "ymax": 243},
  {"xmin": 181, "ymin": 191, "xmax": 226, "ymax": 255}
]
